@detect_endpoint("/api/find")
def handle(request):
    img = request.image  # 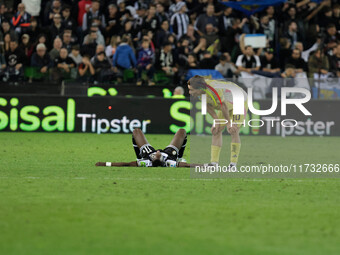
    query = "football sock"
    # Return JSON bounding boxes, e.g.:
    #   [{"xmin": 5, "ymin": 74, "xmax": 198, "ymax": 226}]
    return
[
  {"xmin": 230, "ymin": 143, "xmax": 241, "ymax": 164},
  {"xmin": 132, "ymin": 136, "xmax": 141, "ymax": 159},
  {"xmin": 211, "ymin": 145, "xmax": 221, "ymax": 163},
  {"xmin": 178, "ymin": 135, "xmax": 187, "ymax": 158}
]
